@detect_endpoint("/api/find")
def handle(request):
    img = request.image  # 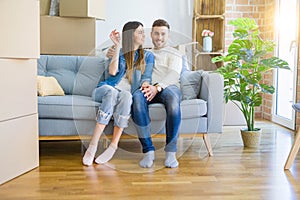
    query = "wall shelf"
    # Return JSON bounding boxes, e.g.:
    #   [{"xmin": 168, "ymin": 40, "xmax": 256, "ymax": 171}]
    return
[
  {"xmin": 192, "ymin": 0, "xmax": 225, "ymax": 70},
  {"xmin": 195, "ymin": 51, "xmax": 224, "ymax": 56},
  {"xmin": 194, "ymin": 14, "xmax": 225, "ymax": 20}
]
